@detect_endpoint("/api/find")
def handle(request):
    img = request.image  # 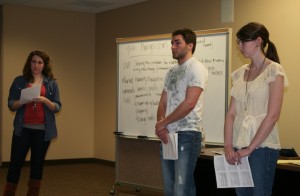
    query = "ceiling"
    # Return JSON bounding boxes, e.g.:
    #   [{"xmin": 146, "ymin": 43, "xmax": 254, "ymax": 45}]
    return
[{"xmin": 0, "ymin": 0, "xmax": 148, "ymax": 14}]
